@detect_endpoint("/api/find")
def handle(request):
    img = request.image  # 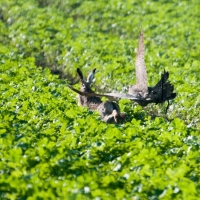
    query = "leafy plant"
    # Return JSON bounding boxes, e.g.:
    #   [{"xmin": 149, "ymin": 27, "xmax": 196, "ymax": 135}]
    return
[{"xmin": 0, "ymin": 0, "xmax": 200, "ymax": 199}]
